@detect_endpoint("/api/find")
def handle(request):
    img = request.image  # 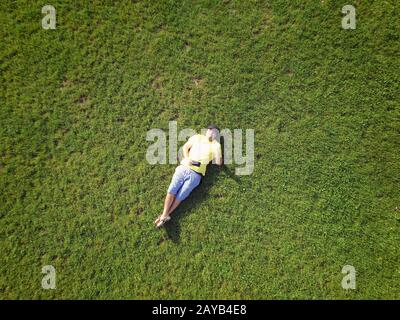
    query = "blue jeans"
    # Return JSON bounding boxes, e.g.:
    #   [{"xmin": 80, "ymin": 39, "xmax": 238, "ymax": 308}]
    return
[{"xmin": 167, "ymin": 165, "xmax": 202, "ymax": 201}]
